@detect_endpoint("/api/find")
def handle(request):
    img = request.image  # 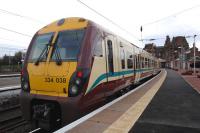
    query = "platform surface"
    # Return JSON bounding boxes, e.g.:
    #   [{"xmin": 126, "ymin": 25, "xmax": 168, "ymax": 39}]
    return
[{"xmin": 131, "ymin": 69, "xmax": 200, "ymax": 133}]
